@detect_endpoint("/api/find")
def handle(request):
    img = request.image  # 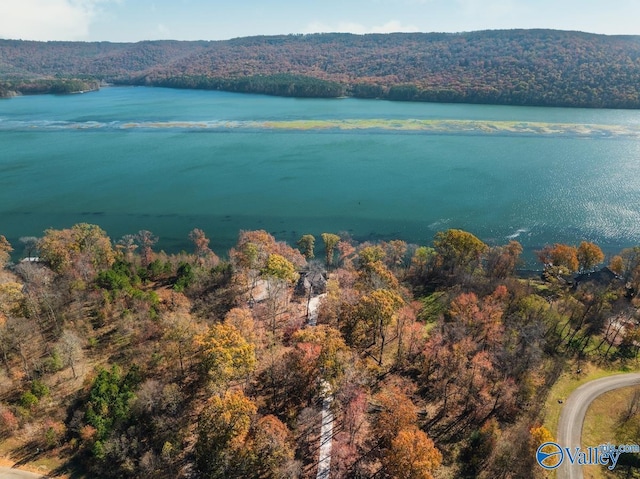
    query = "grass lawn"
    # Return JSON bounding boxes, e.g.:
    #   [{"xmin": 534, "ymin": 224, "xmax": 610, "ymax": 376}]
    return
[
  {"xmin": 541, "ymin": 360, "xmax": 640, "ymax": 479},
  {"xmin": 582, "ymin": 385, "xmax": 640, "ymax": 479}
]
